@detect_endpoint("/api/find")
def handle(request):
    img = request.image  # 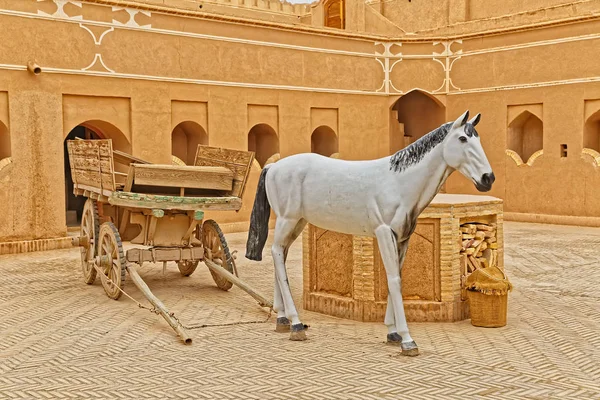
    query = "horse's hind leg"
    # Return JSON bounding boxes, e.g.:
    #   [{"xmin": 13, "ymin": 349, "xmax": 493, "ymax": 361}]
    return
[
  {"xmin": 272, "ymin": 218, "xmax": 307, "ymax": 341},
  {"xmin": 274, "ymin": 218, "xmax": 307, "ymax": 333},
  {"xmin": 273, "ymin": 273, "xmax": 289, "ymax": 332}
]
